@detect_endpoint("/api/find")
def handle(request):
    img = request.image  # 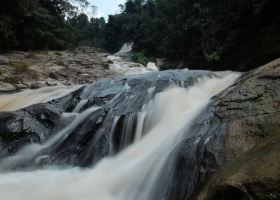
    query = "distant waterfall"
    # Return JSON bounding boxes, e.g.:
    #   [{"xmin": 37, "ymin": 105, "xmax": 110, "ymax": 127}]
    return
[
  {"xmin": 0, "ymin": 72, "xmax": 239, "ymax": 200},
  {"xmin": 108, "ymin": 42, "xmax": 157, "ymax": 75},
  {"xmin": 115, "ymin": 42, "xmax": 134, "ymax": 55}
]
